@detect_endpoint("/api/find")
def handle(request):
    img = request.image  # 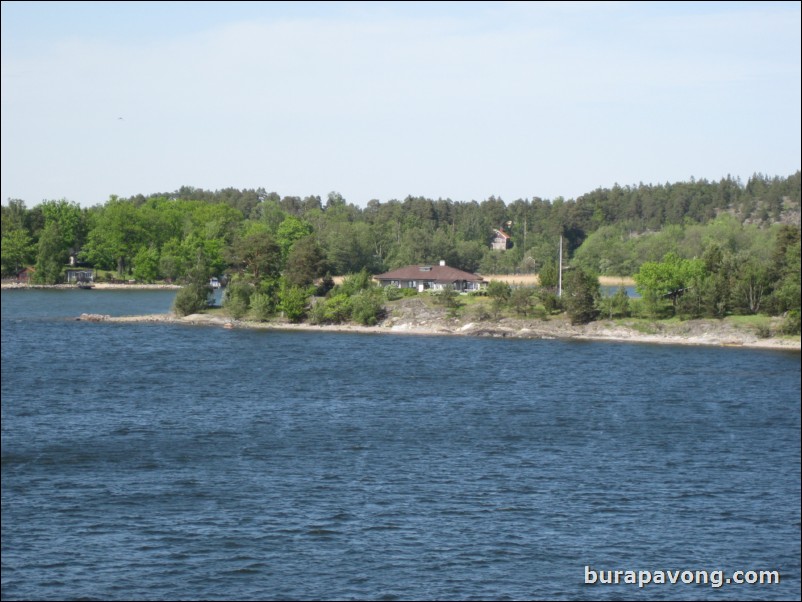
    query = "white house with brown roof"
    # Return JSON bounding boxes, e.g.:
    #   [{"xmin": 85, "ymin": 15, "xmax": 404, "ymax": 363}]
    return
[{"xmin": 374, "ymin": 261, "xmax": 485, "ymax": 292}]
